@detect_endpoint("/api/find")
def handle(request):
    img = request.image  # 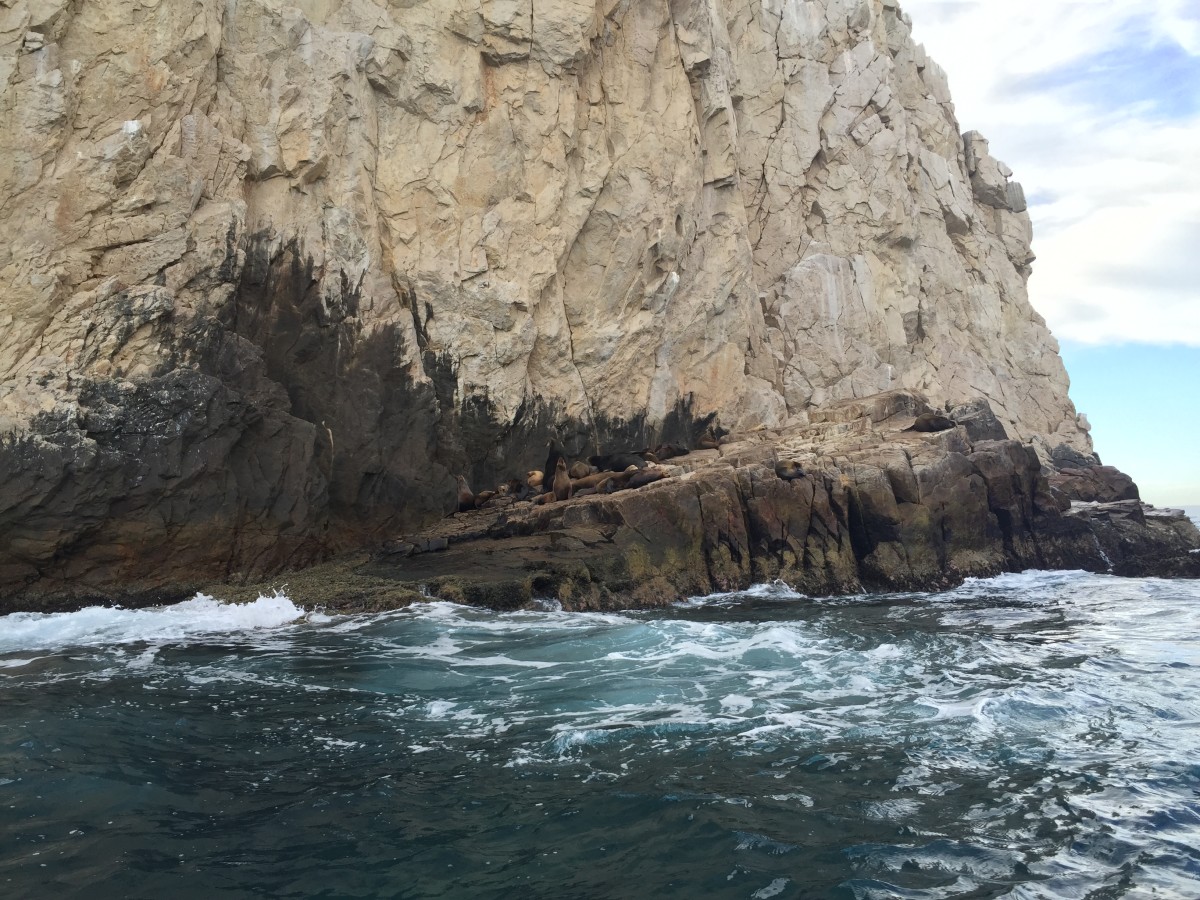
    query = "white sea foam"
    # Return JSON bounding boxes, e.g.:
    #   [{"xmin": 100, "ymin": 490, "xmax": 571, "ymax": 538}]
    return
[
  {"xmin": 0, "ymin": 657, "xmax": 40, "ymax": 668},
  {"xmin": 751, "ymin": 877, "xmax": 790, "ymax": 899},
  {"xmin": 677, "ymin": 580, "xmax": 808, "ymax": 608},
  {"xmin": 941, "ymin": 569, "xmax": 1095, "ymax": 600},
  {"xmin": 720, "ymin": 694, "xmax": 754, "ymax": 714},
  {"xmin": 0, "ymin": 592, "xmax": 305, "ymax": 653}
]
